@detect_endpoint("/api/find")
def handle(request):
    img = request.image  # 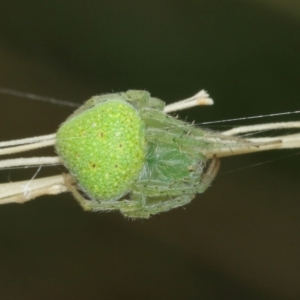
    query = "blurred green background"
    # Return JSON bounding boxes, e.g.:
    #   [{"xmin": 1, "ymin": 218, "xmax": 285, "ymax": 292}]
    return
[{"xmin": 0, "ymin": 1, "xmax": 300, "ymax": 299}]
